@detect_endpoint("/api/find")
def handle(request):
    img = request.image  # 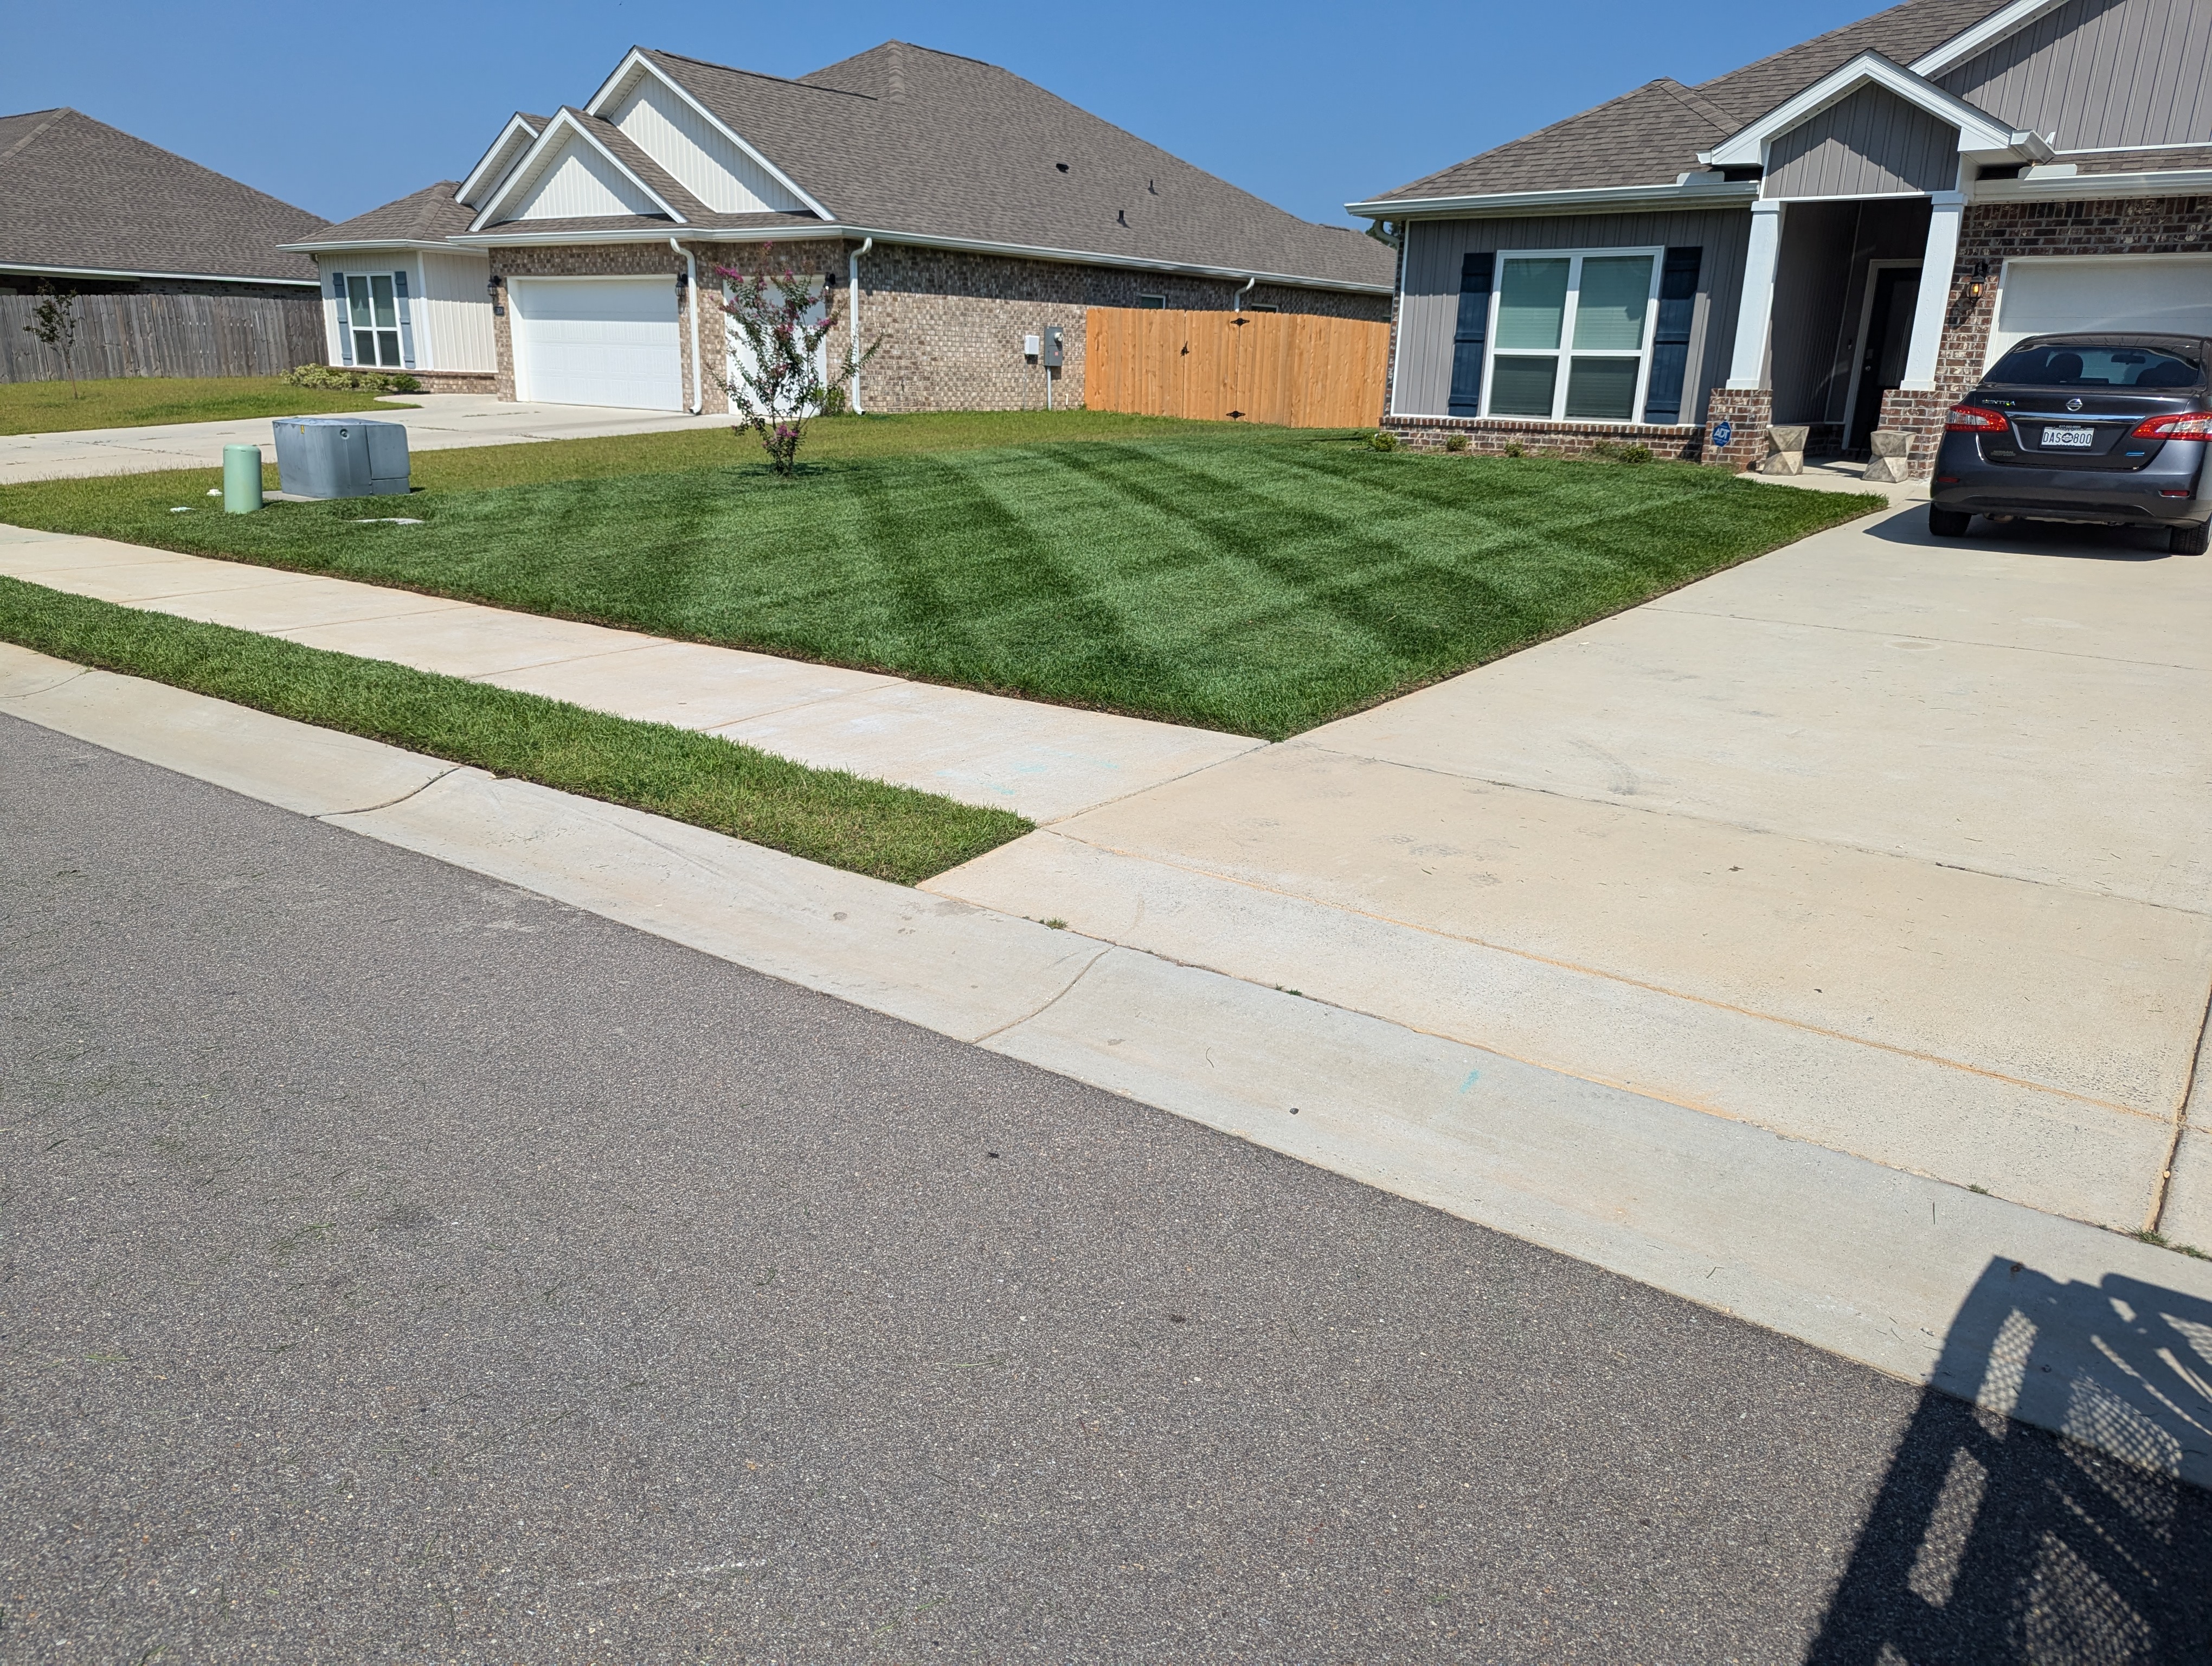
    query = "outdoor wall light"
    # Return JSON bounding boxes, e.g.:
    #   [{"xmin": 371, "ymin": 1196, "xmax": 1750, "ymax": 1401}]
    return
[{"xmin": 1967, "ymin": 260, "xmax": 1990, "ymax": 299}]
